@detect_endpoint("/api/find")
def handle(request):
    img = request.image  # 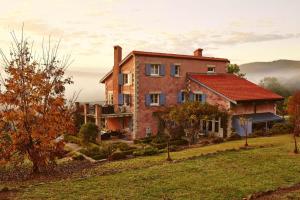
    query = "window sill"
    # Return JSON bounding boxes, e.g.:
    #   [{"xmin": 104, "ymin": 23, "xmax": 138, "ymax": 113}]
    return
[
  {"xmin": 150, "ymin": 104, "xmax": 160, "ymax": 107},
  {"xmin": 149, "ymin": 74, "xmax": 163, "ymax": 77}
]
